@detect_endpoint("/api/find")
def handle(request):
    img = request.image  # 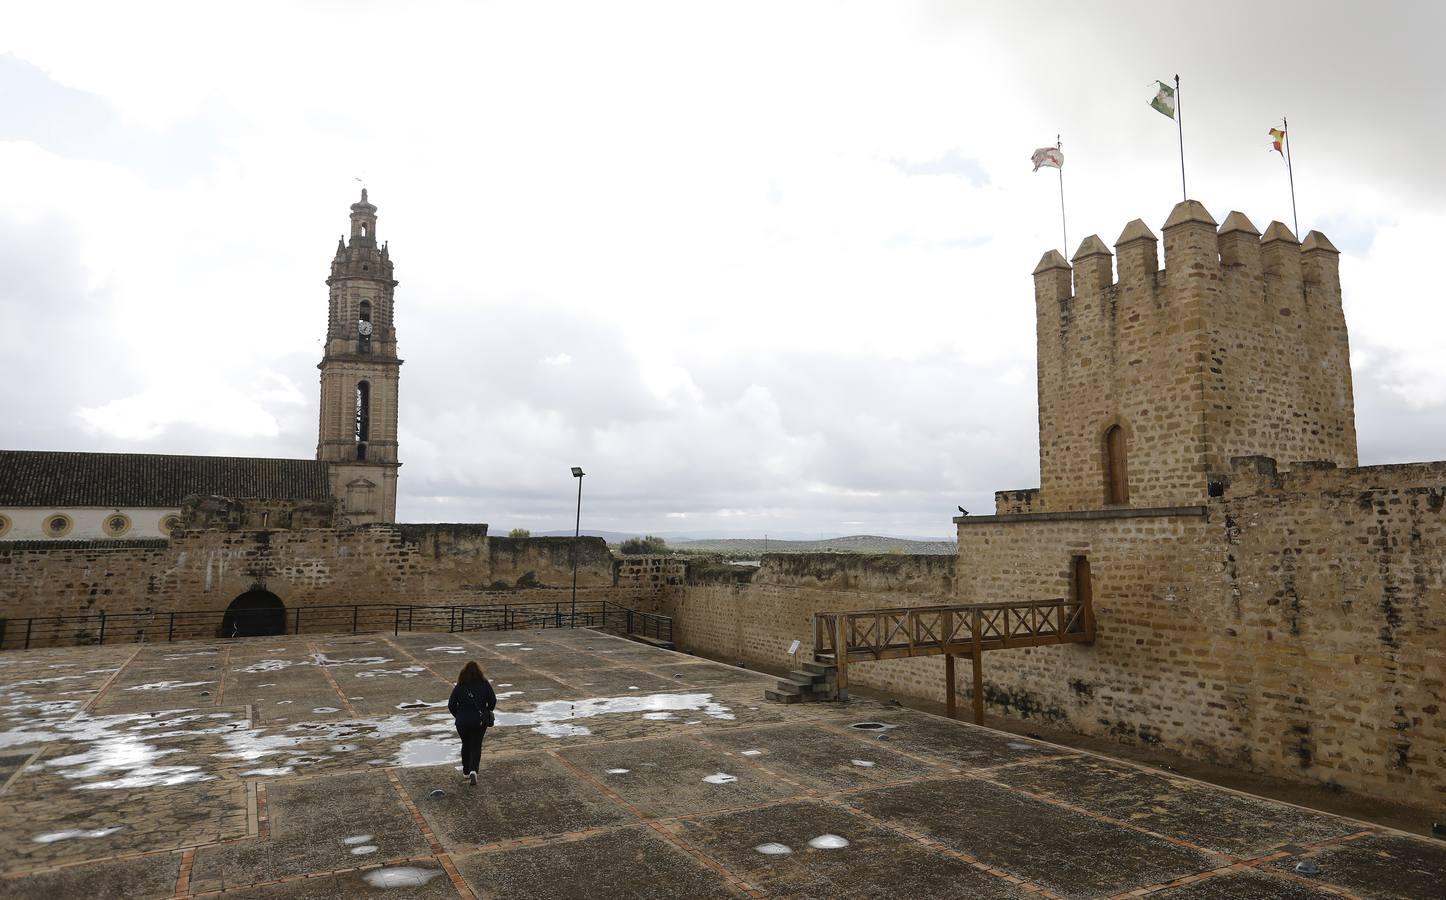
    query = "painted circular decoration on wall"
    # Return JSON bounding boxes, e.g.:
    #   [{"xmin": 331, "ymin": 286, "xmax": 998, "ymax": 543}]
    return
[
  {"xmin": 0, "ymin": 514, "xmax": 10, "ymax": 538},
  {"xmin": 45, "ymin": 514, "xmax": 73, "ymax": 537},
  {"xmin": 160, "ymin": 514, "xmax": 183, "ymax": 537},
  {"xmin": 103, "ymin": 513, "xmax": 132, "ymax": 537}
]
